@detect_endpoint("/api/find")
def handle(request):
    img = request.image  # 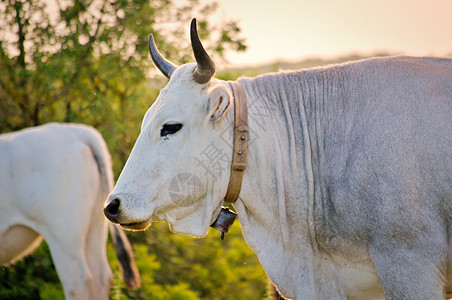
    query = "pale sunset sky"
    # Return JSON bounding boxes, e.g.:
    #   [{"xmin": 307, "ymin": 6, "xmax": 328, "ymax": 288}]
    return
[{"xmin": 203, "ymin": 0, "xmax": 452, "ymax": 66}]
